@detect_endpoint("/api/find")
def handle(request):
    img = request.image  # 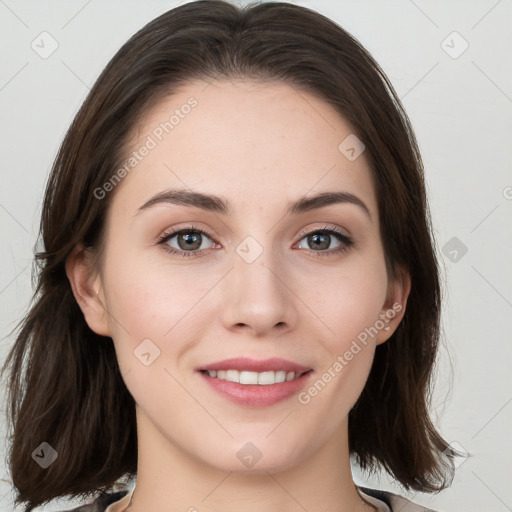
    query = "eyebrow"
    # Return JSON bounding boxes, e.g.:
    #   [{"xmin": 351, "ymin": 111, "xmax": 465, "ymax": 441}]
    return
[{"xmin": 137, "ymin": 188, "xmax": 371, "ymax": 220}]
